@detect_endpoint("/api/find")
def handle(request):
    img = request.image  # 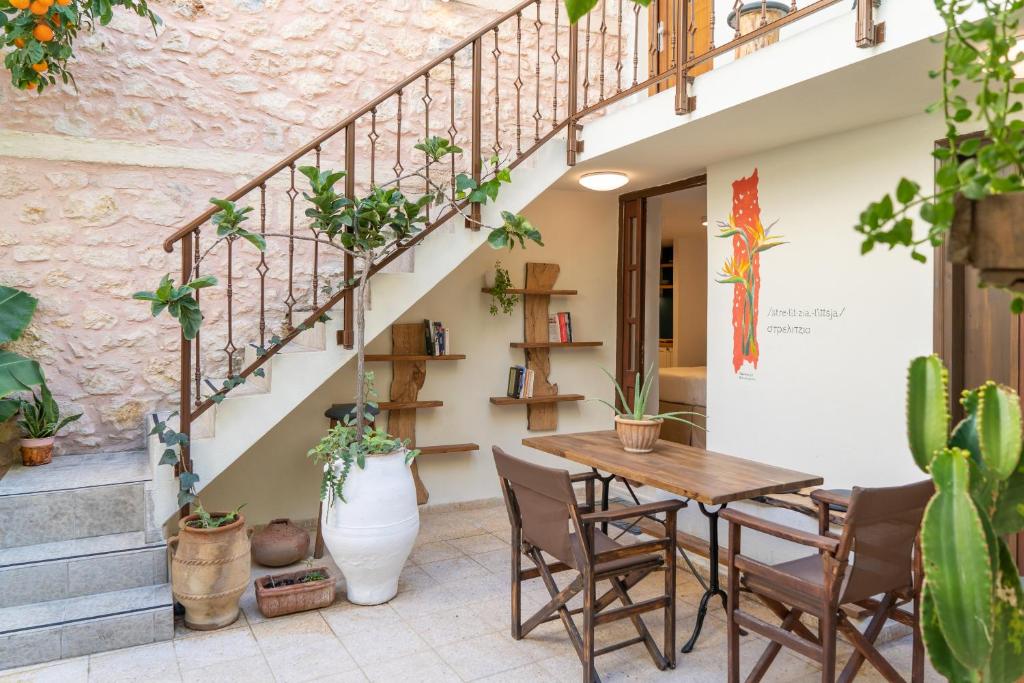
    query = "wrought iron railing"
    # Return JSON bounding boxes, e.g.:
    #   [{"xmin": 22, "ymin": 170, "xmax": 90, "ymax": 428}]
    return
[{"xmin": 161, "ymin": 0, "xmax": 879, "ymax": 479}]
